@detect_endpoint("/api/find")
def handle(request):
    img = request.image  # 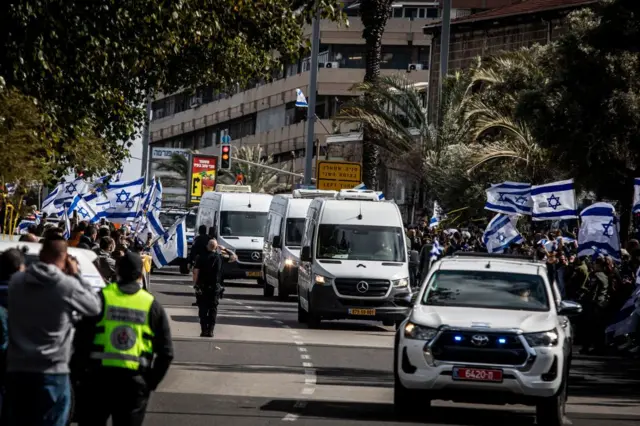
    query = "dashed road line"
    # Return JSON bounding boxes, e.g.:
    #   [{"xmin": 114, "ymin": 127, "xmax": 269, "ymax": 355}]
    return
[{"xmin": 232, "ymin": 298, "xmax": 316, "ymax": 422}]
